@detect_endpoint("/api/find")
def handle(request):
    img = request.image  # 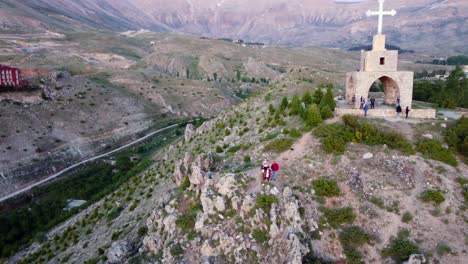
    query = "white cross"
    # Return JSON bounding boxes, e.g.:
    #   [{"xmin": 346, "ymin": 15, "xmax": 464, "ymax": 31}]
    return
[{"xmin": 366, "ymin": 0, "xmax": 397, "ymax": 34}]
